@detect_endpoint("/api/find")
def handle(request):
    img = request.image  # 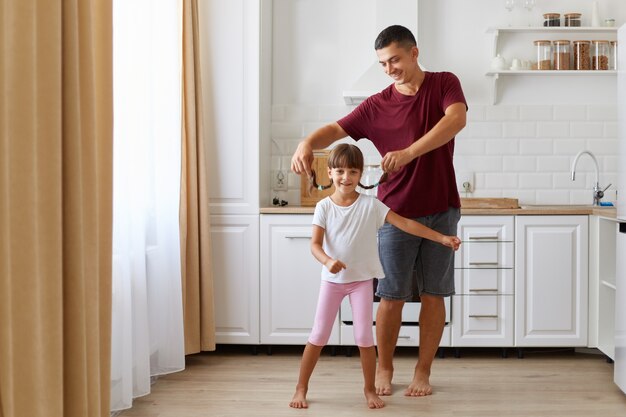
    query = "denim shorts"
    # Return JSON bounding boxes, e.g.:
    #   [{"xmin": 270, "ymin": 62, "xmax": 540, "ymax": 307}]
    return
[{"xmin": 375, "ymin": 207, "xmax": 460, "ymax": 301}]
